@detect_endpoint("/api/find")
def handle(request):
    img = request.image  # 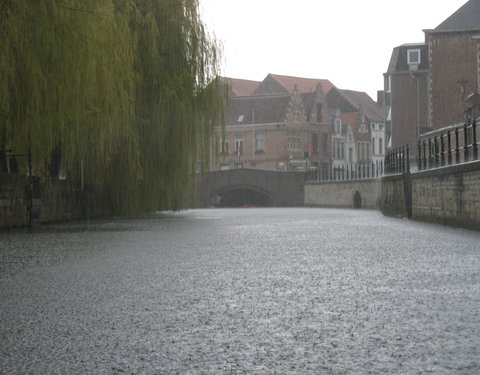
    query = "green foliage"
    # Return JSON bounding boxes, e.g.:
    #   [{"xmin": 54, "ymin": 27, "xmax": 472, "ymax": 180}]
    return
[{"xmin": 0, "ymin": 0, "xmax": 225, "ymax": 213}]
